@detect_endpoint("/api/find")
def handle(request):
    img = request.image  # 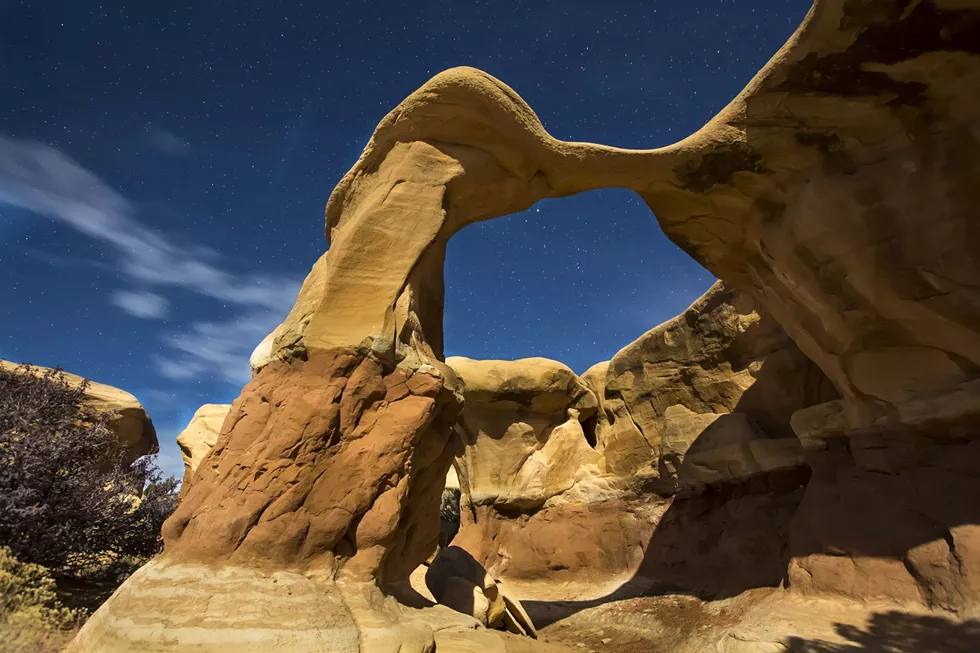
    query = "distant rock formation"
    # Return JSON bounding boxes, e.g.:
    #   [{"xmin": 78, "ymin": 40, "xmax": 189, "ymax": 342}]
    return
[
  {"xmin": 175, "ymin": 404, "xmax": 231, "ymax": 495},
  {"xmin": 448, "ymin": 282, "xmax": 834, "ymax": 590},
  {"xmin": 448, "ymin": 356, "xmax": 601, "ymax": 509},
  {"xmin": 0, "ymin": 360, "xmax": 157, "ymax": 463},
  {"xmin": 70, "ymin": 1, "xmax": 980, "ymax": 651}
]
